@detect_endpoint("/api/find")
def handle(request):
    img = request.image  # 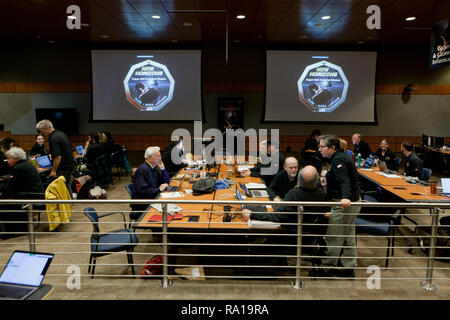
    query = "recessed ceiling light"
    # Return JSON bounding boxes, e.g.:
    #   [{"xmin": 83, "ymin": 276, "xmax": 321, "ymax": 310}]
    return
[
  {"xmin": 183, "ymin": 22, "xmax": 192, "ymax": 26},
  {"xmin": 405, "ymin": 17, "xmax": 416, "ymax": 21},
  {"xmin": 321, "ymin": 16, "xmax": 331, "ymax": 20},
  {"xmin": 300, "ymin": 35, "xmax": 308, "ymax": 39},
  {"xmin": 237, "ymin": 15, "xmax": 246, "ymax": 19},
  {"xmin": 357, "ymin": 40, "xmax": 365, "ymax": 44},
  {"xmin": 48, "ymin": 40, "xmax": 55, "ymax": 43},
  {"xmin": 171, "ymin": 39, "xmax": 178, "ymax": 43},
  {"xmin": 152, "ymin": 15, "xmax": 161, "ymax": 19},
  {"xmin": 100, "ymin": 35, "xmax": 109, "ymax": 38},
  {"xmin": 81, "ymin": 23, "xmax": 90, "ymax": 27},
  {"xmin": 233, "ymin": 39, "xmax": 240, "ymax": 43}
]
